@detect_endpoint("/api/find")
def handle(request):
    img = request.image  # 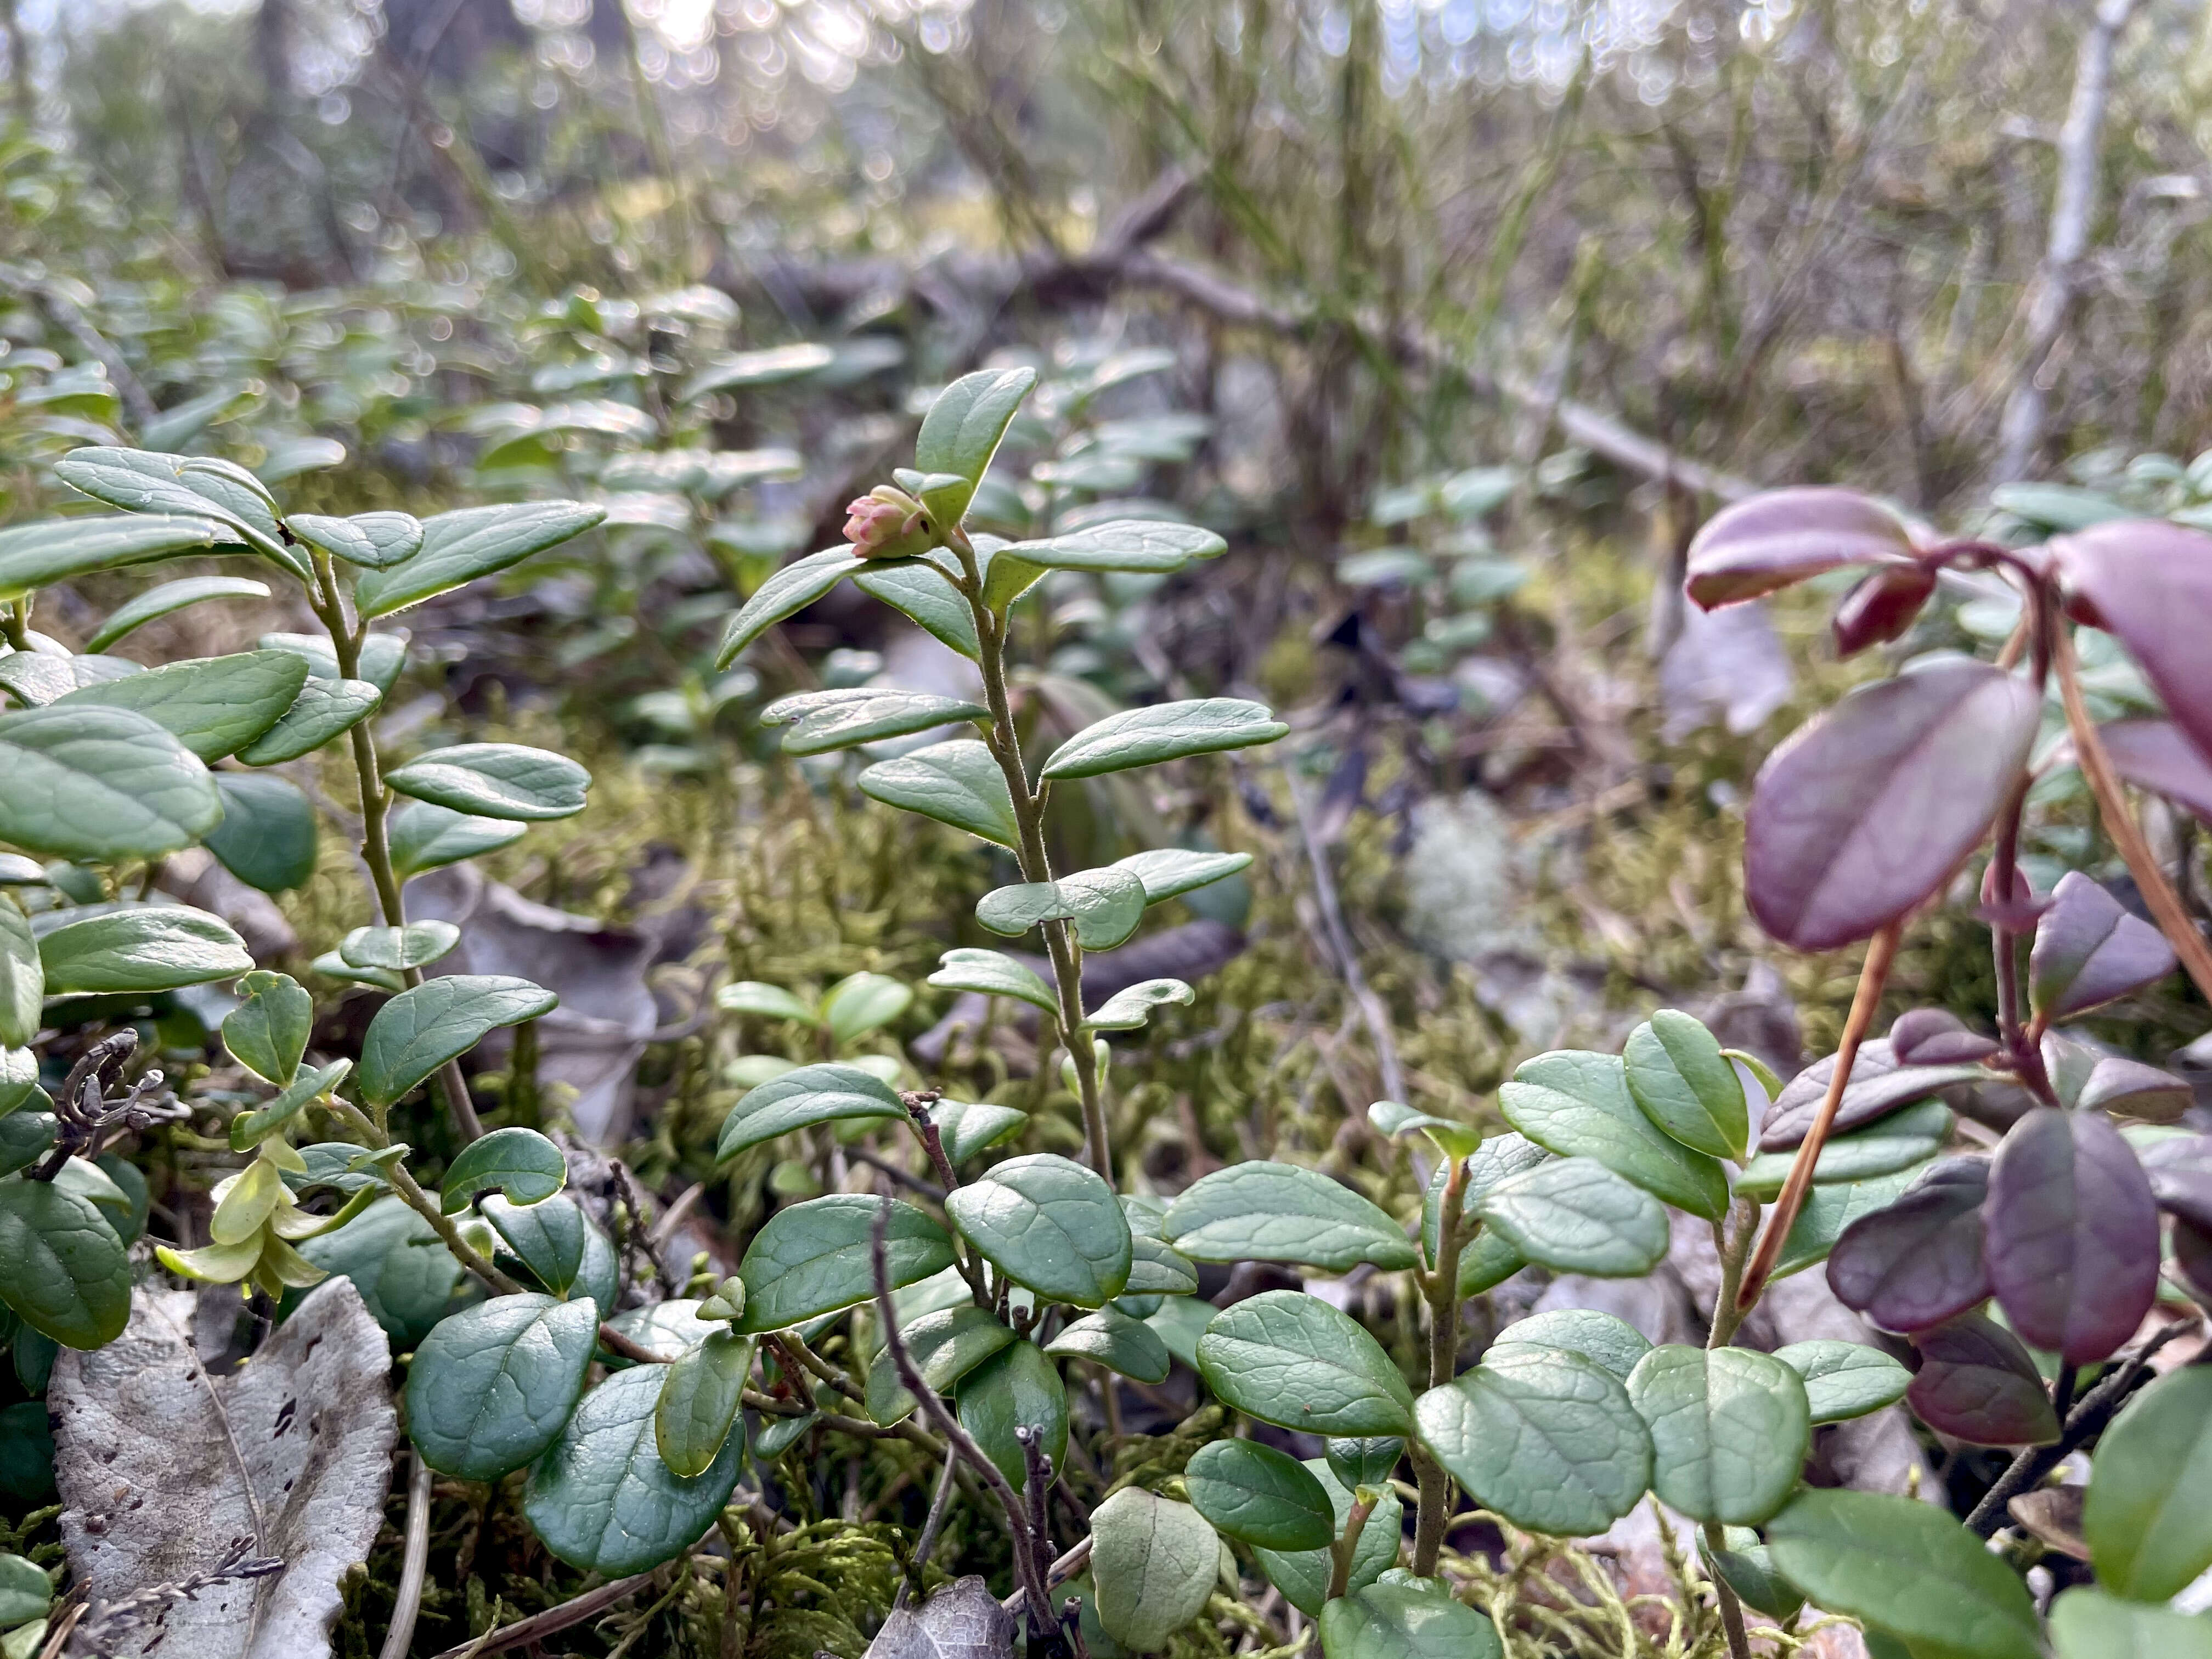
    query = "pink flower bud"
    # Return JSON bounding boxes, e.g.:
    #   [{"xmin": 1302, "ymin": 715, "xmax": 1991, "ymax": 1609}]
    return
[{"xmin": 842, "ymin": 485, "xmax": 935, "ymax": 560}]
